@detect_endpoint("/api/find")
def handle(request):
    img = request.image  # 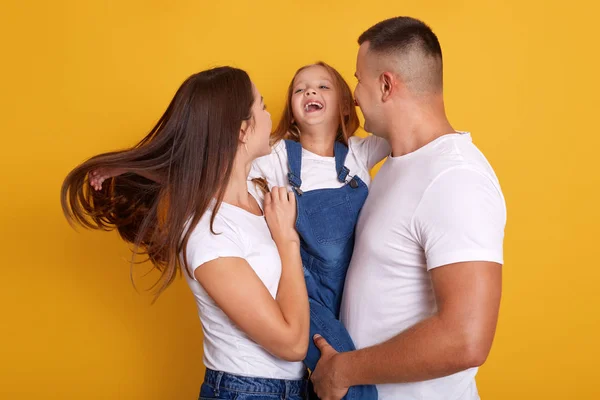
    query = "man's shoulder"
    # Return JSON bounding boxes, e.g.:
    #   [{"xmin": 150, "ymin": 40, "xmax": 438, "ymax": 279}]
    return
[{"xmin": 427, "ymin": 133, "xmax": 498, "ymax": 184}]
